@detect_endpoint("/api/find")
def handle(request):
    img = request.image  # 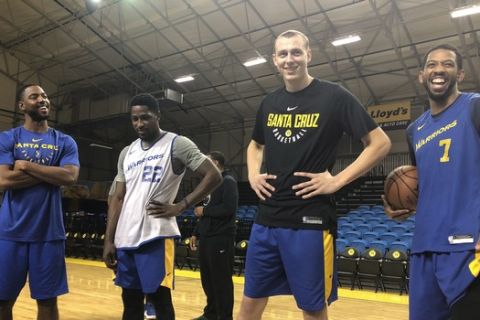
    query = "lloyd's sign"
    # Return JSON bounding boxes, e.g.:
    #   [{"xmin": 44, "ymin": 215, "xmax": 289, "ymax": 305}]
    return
[{"xmin": 368, "ymin": 100, "xmax": 411, "ymax": 130}]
